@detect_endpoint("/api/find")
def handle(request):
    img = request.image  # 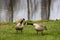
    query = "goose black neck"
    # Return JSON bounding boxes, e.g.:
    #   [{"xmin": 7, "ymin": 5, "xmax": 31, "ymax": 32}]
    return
[
  {"xmin": 27, "ymin": 22, "xmax": 33, "ymax": 25},
  {"xmin": 20, "ymin": 18, "xmax": 25, "ymax": 24}
]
